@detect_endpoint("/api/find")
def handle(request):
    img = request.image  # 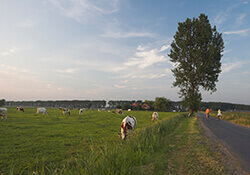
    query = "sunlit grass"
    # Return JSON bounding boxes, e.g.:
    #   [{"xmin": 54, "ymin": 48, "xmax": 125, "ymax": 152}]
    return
[
  {"xmin": 0, "ymin": 107, "xmax": 178, "ymax": 174},
  {"xmin": 0, "ymin": 108, "xmax": 233, "ymax": 174}
]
